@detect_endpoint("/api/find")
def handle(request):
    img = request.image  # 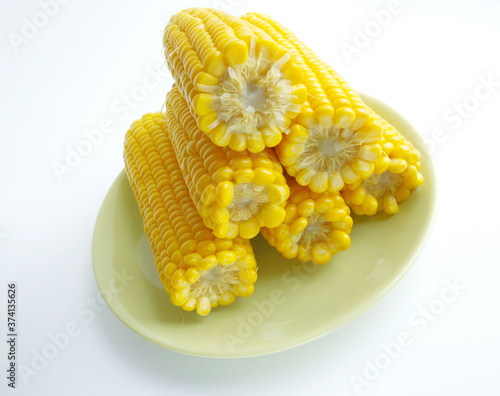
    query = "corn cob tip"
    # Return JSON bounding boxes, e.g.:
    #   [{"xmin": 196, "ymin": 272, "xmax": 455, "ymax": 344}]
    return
[
  {"xmin": 263, "ymin": 179, "xmax": 353, "ymax": 265},
  {"xmin": 344, "ymin": 164, "xmax": 423, "ymax": 216},
  {"xmin": 167, "ymin": 249, "xmax": 257, "ymax": 316},
  {"xmin": 342, "ymin": 116, "xmax": 424, "ymax": 216}
]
